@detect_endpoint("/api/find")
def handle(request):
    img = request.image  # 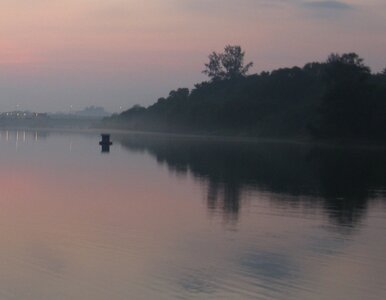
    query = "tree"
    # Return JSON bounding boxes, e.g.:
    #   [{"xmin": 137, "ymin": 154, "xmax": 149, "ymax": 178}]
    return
[
  {"xmin": 316, "ymin": 53, "xmax": 374, "ymax": 138},
  {"xmin": 203, "ymin": 45, "xmax": 253, "ymax": 81},
  {"xmin": 326, "ymin": 53, "xmax": 367, "ymax": 68},
  {"xmin": 382, "ymin": 67, "xmax": 386, "ymax": 75},
  {"xmin": 324, "ymin": 53, "xmax": 370, "ymax": 84},
  {"xmin": 121, "ymin": 104, "xmax": 146, "ymax": 117}
]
